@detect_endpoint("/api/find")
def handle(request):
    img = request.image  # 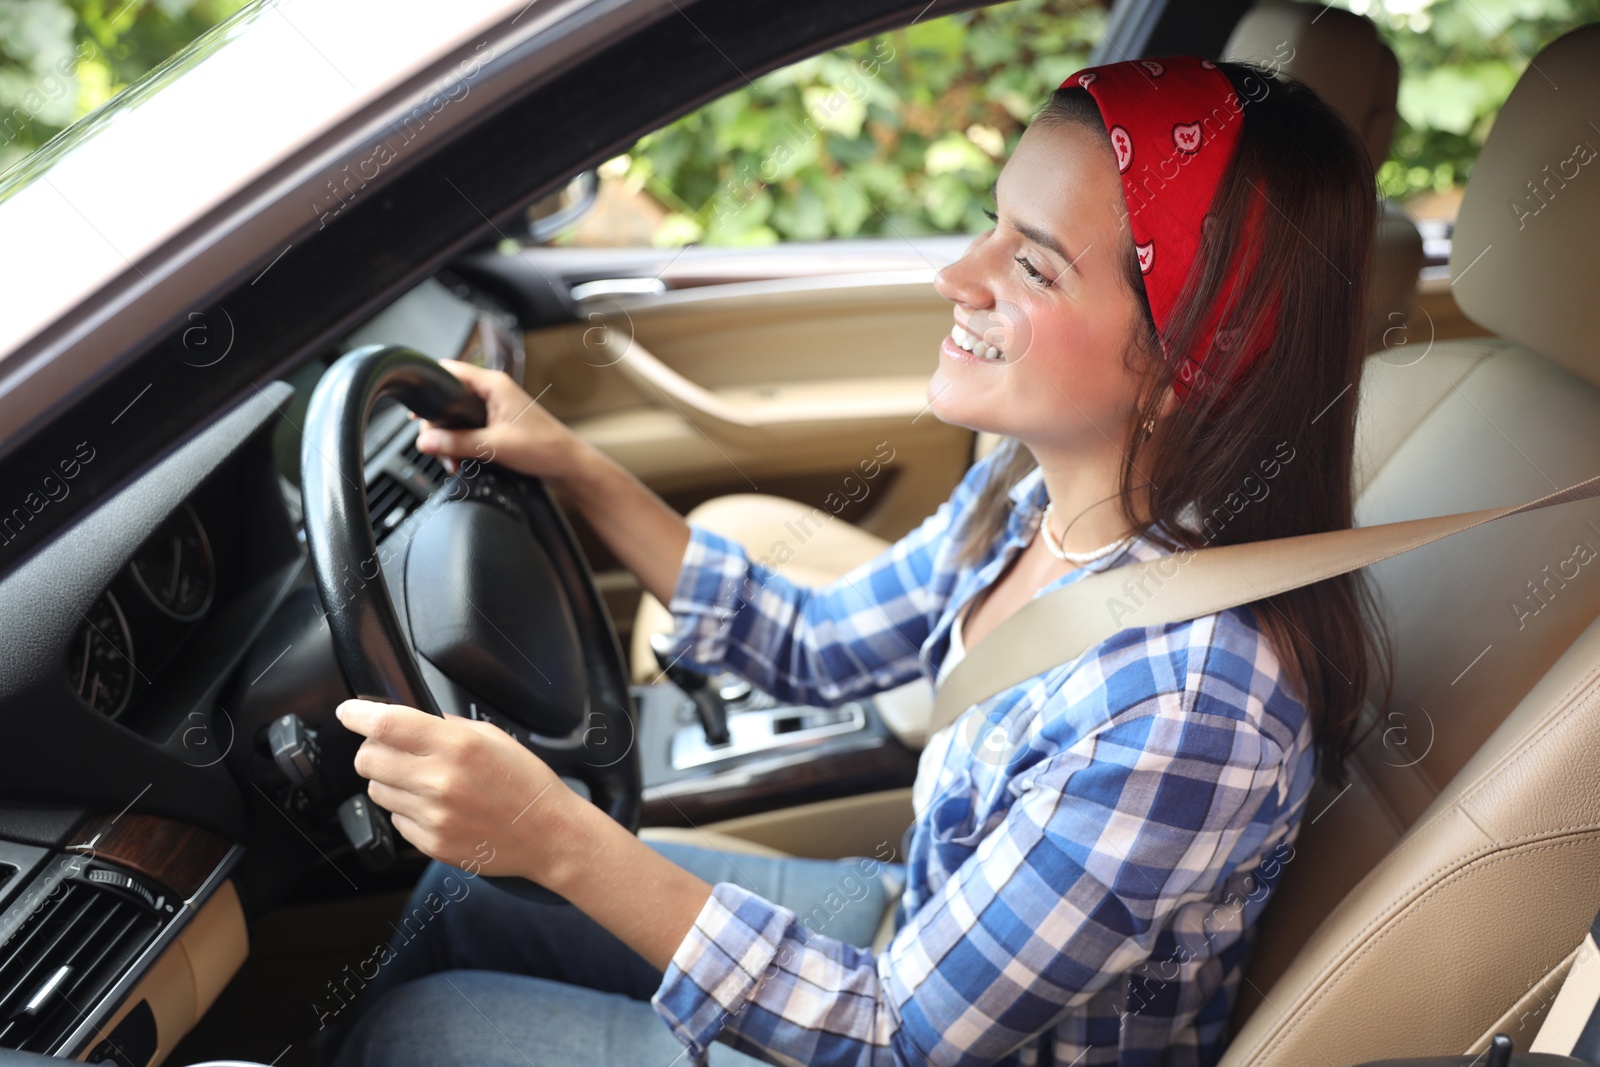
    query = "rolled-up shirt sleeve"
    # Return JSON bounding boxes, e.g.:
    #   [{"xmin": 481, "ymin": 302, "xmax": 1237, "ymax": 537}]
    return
[{"xmin": 650, "ymin": 676, "xmax": 1292, "ymax": 1067}]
